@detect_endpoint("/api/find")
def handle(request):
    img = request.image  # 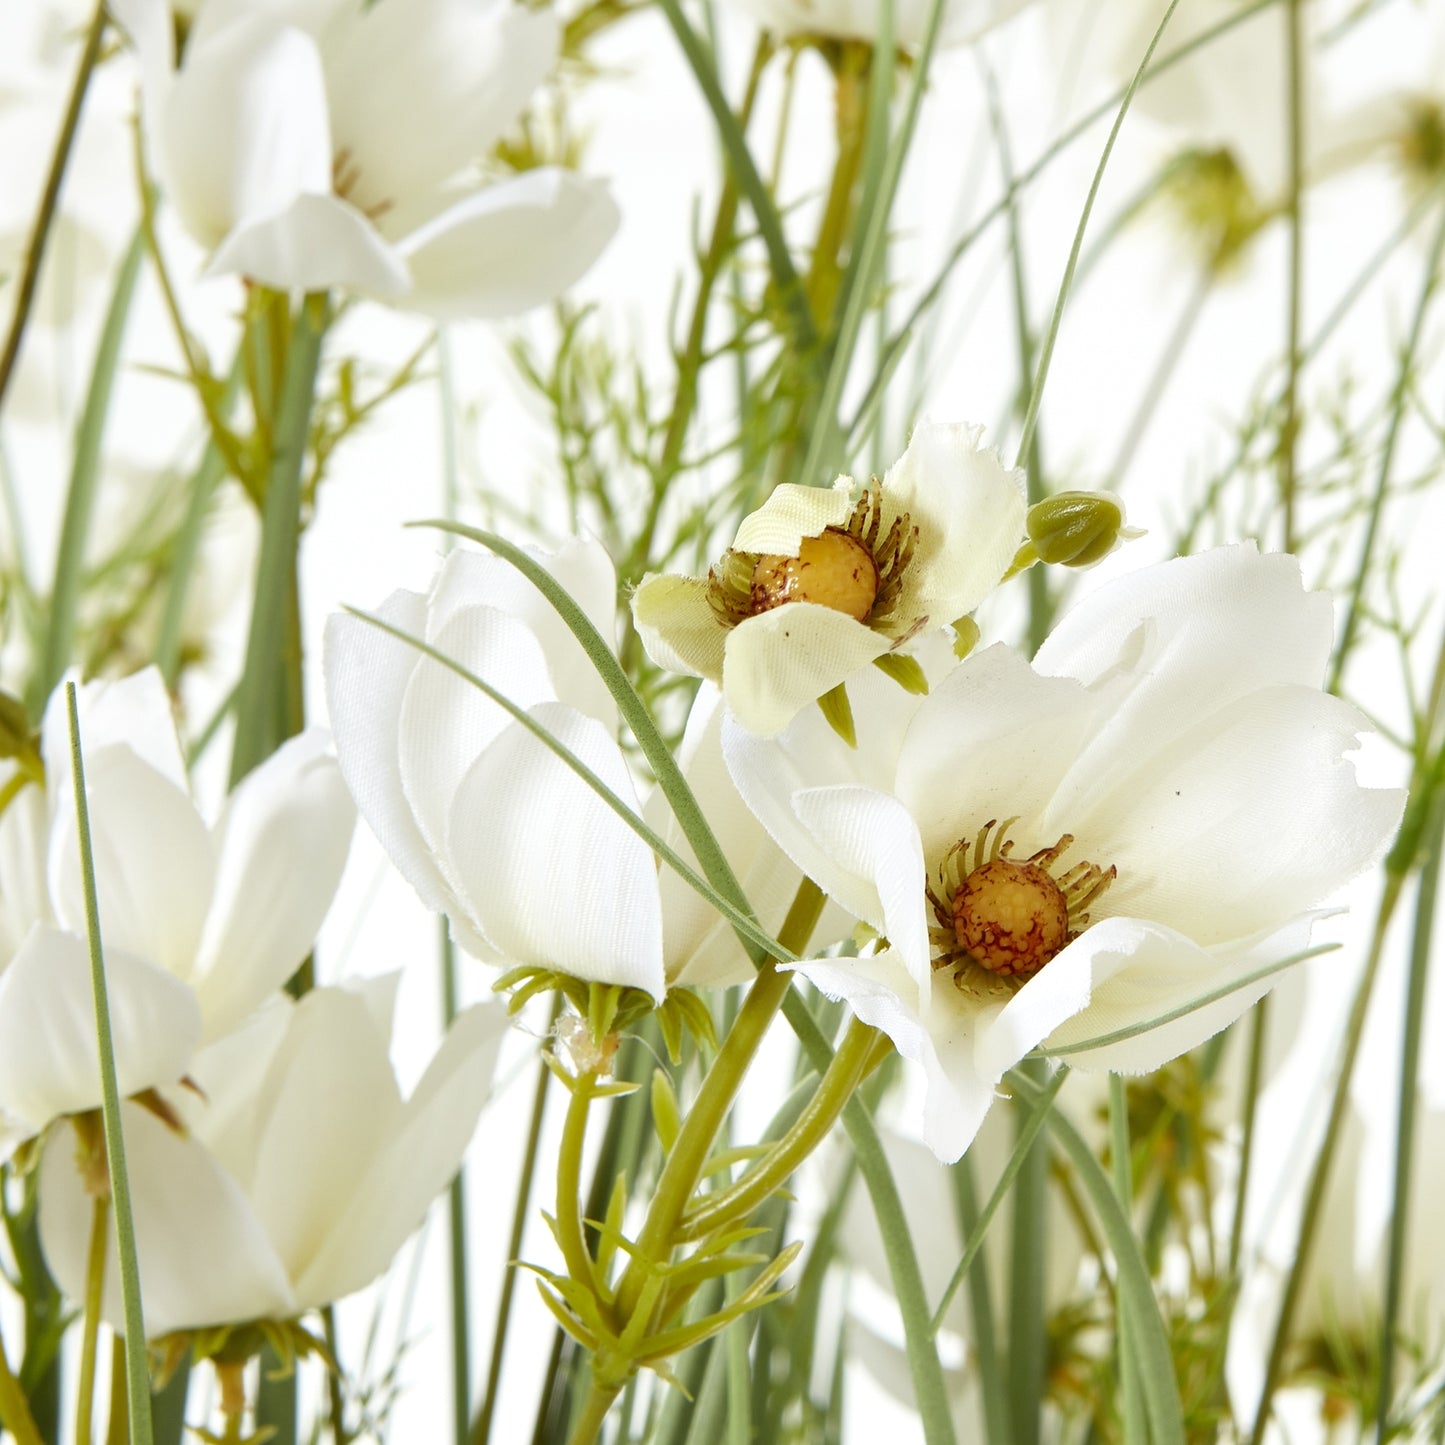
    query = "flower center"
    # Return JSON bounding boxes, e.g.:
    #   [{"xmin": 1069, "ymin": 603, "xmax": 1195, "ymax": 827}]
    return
[
  {"xmin": 750, "ymin": 527, "xmax": 879, "ymax": 621},
  {"xmin": 705, "ymin": 487, "xmax": 918, "ymax": 630},
  {"xmin": 926, "ymin": 819, "xmax": 1116, "ymax": 984}
]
